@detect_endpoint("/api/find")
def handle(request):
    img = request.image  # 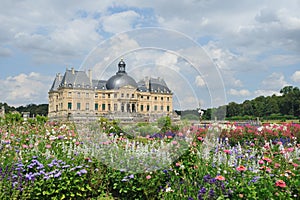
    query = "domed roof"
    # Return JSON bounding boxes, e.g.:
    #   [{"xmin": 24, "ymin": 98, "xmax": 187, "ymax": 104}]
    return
[{"xmin": 106, "ymin": 59, "xmax": 138, "ymax": 90}]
